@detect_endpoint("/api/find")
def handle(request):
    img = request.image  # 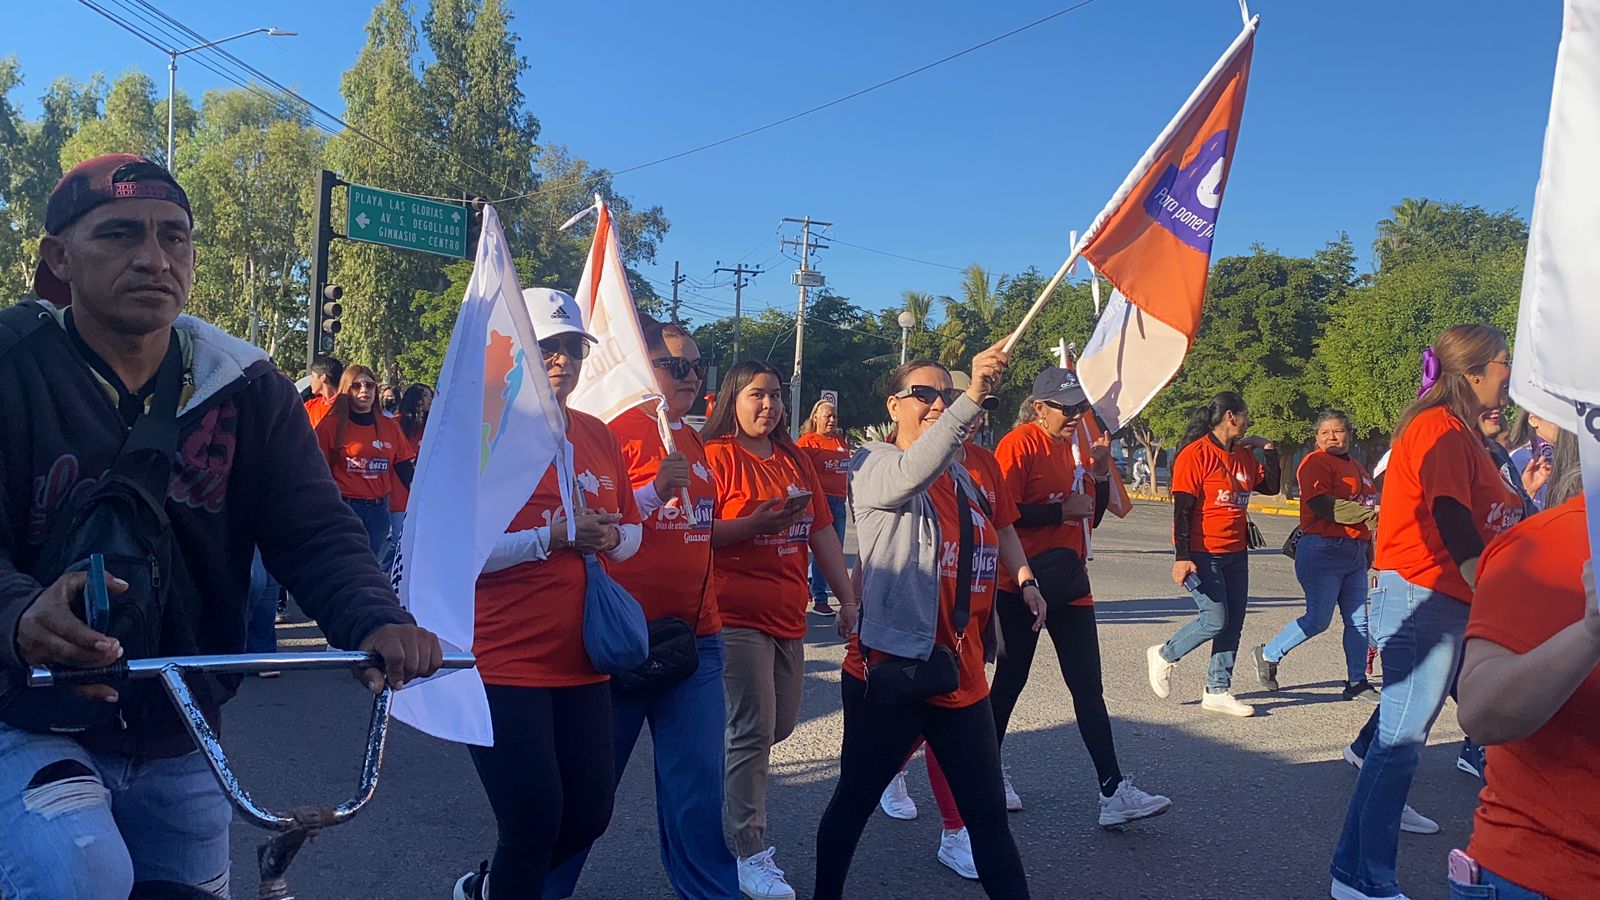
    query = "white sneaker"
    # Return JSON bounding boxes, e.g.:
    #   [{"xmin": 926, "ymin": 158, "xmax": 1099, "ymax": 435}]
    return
[
  {"xmin": 879, "ymin": 770, "xmax": 918, "ymax": 820},
  {"xmin": 1001, "ymin": 765, "xmax": 1023, "ymax": 812},
  {"xmin": 1340, "ymin": 746, "xmax": 1439, "ymax": 834},
  {"xmin": 738, "ymin": 848, "xmax": 795, "ymax": 900},
  {"xmin": 1146, "ymin": 645, "xmax": 1175, "ymax": 699},
  {"xmin": 1330, "ymin": 877, "xmax": 1410, "ymax": 900},
  {"xmin": 1200, "ymin": 690, "xmax": 1255, "ymax": 717},
  {"xmin": 1097, "ymin": 777, "xmax": 1173, "ymax": 827},
  {"xmin": 937, "ymin": 828, "xmax": 979, "ymax": 881}
]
